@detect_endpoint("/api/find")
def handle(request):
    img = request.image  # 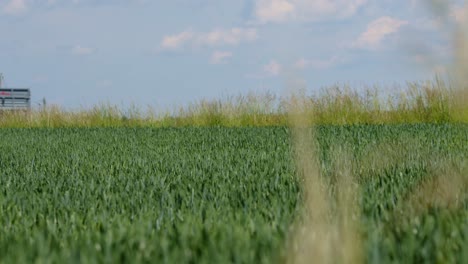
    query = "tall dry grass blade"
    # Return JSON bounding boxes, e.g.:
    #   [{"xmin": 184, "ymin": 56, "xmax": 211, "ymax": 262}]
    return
[
  {"xmin": 285, "ymin": 76, "xmax": 362, "ymax": 264},
  {"xmin": 453, "ymin": 5, "xmax": 468, "ymax": 121},
  {"xmin": 286, "ymin": 86, "xmax": 331, "ymax": 264},
  {"xmin": 417, "ymin": 0, "xmax": 468, "ymax": 122}
]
